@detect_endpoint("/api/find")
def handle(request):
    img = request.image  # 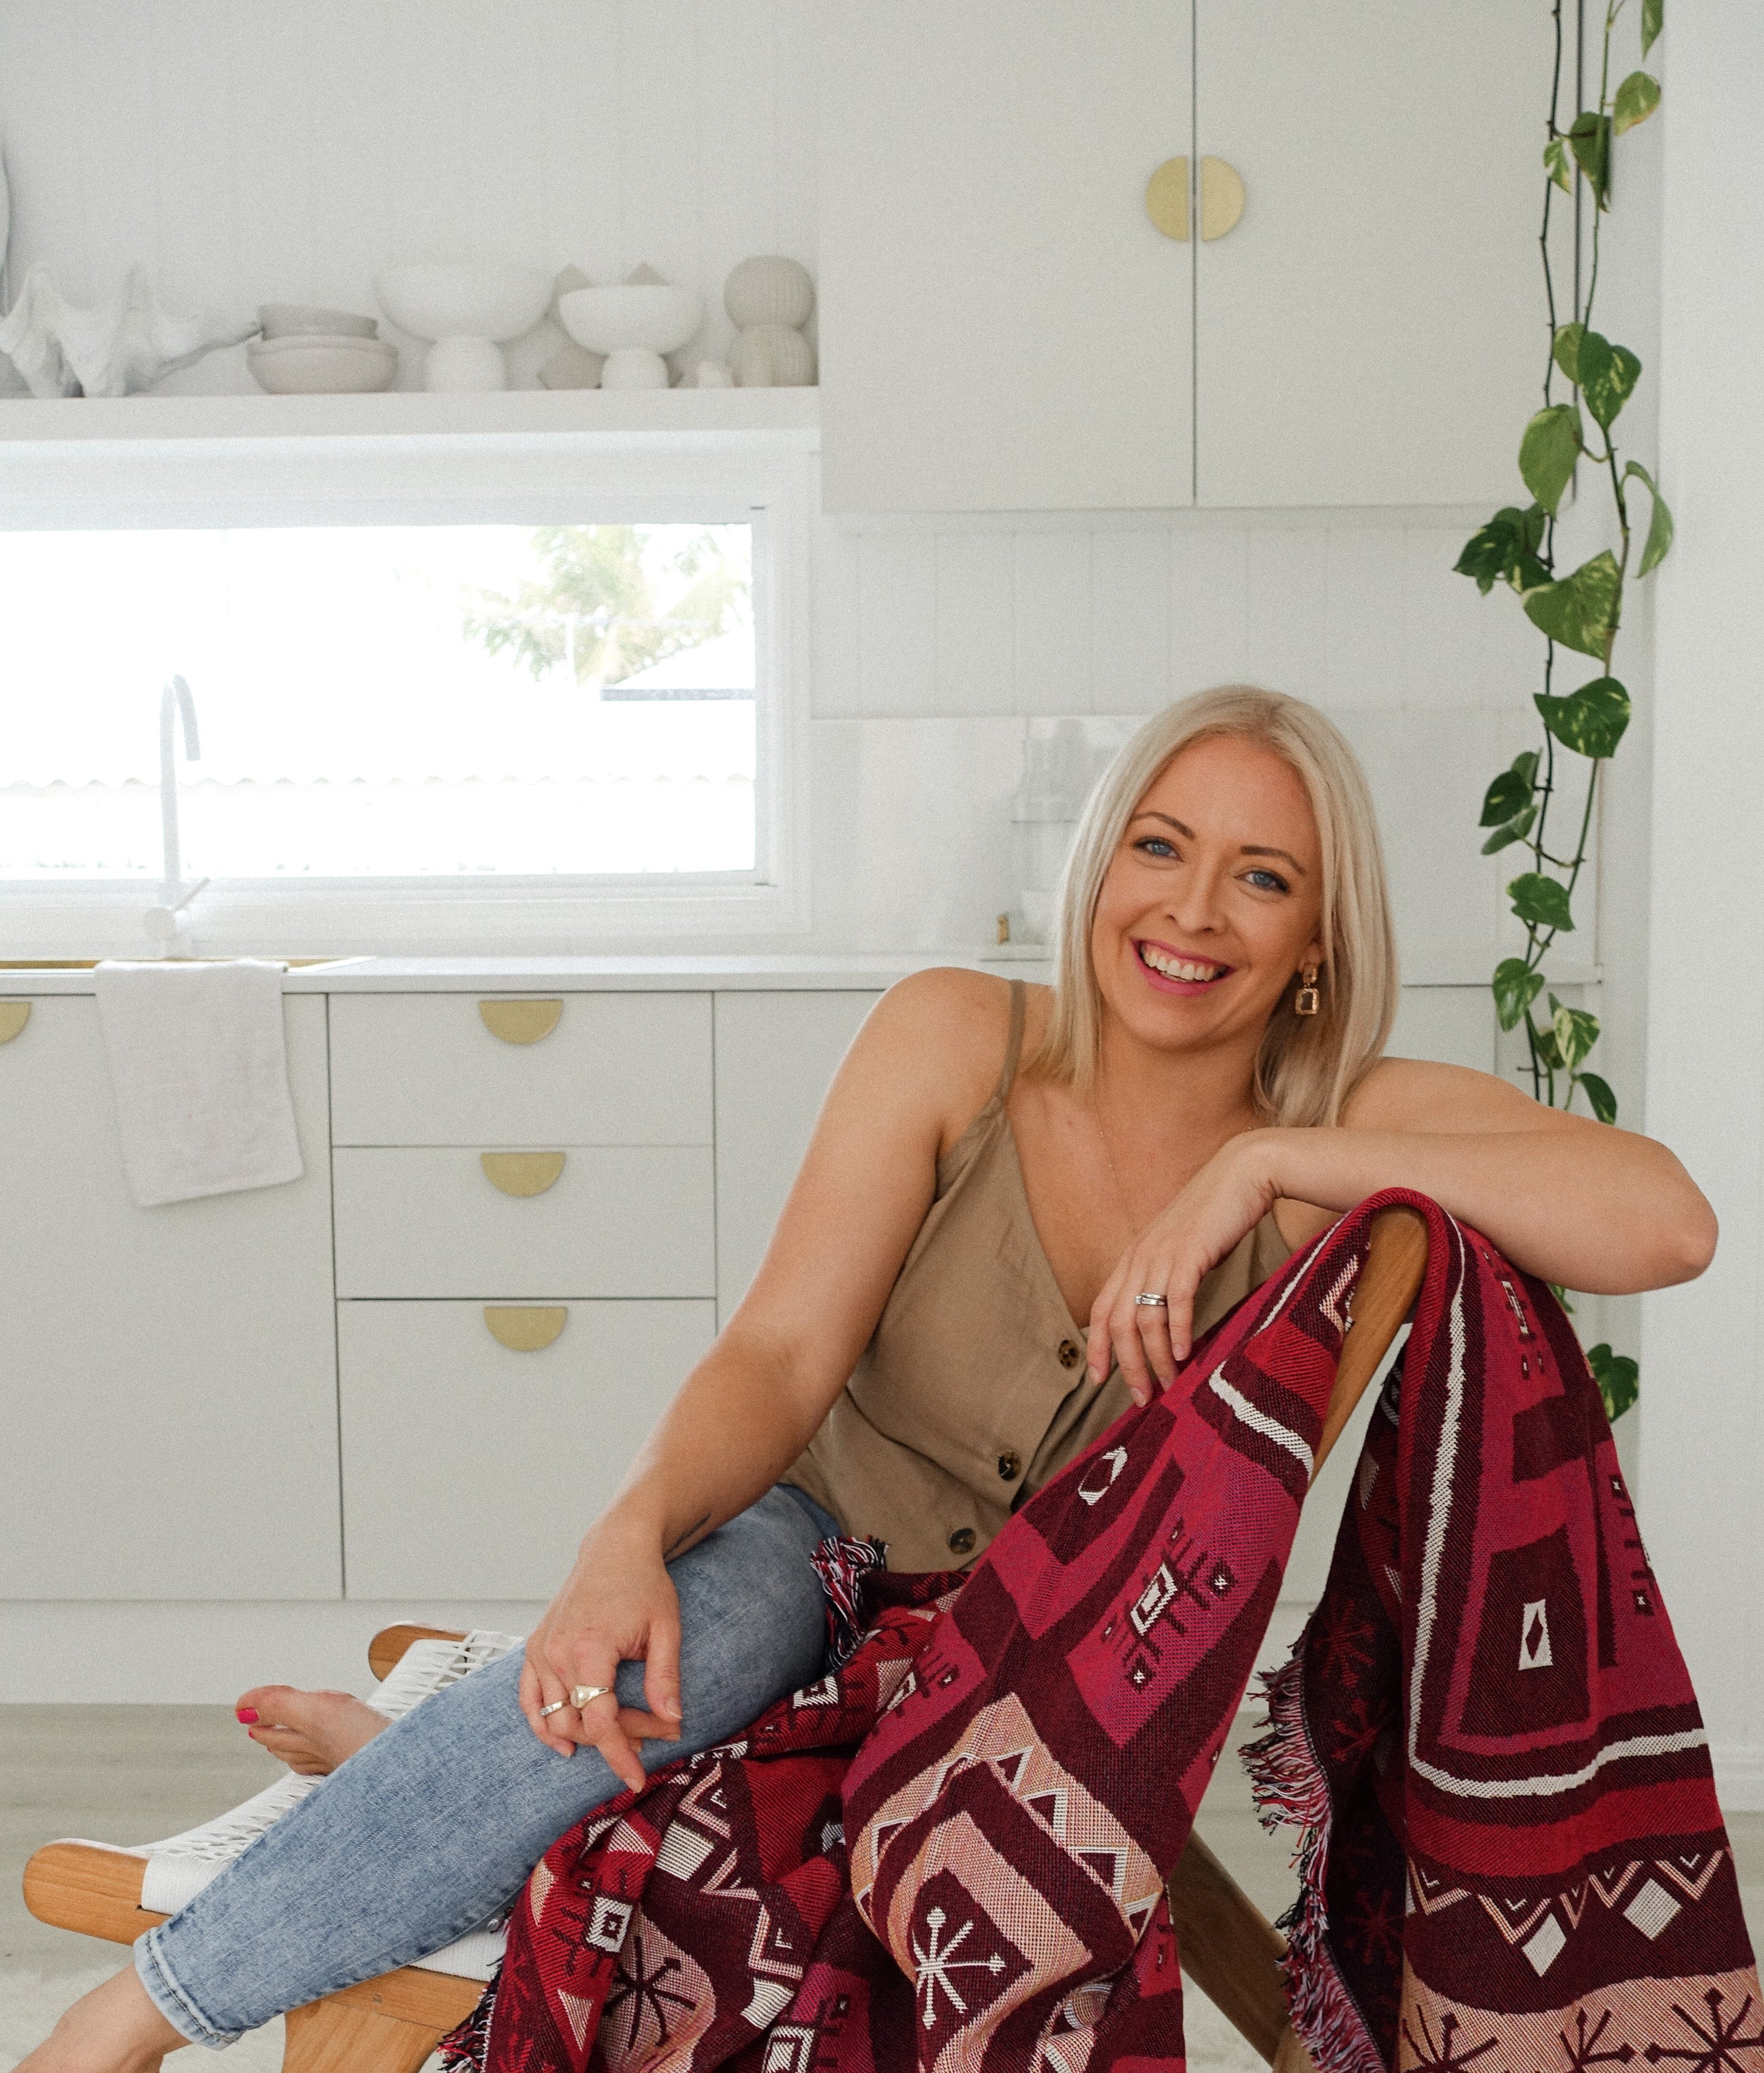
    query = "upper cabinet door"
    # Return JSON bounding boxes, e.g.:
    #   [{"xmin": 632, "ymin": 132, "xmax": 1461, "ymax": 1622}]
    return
[
  {"xmin": 817, "ymin": 2, "xmax": 1194, "ymax": 514},
  {"xmin": 1194, "ymin": 1, "xmax": 1553, "ymax": 508}
]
